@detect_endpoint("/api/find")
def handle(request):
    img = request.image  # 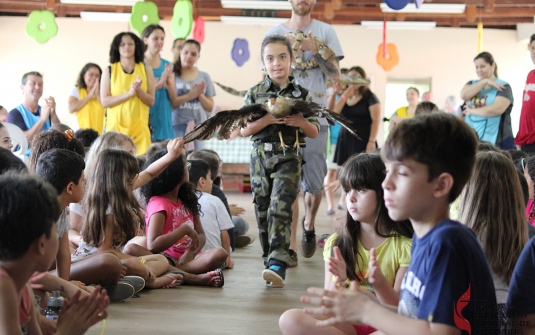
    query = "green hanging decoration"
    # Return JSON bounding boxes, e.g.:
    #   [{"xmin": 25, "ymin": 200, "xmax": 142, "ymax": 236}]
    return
[
  {"xmin": 130, "ymin": 1, "xmax": 160, "ymax": 35},
  {"xmin": 26, "ymin": 10, "xmax": 58, "ymax": 44},
  {"xmin": 171, "ymin": 0, "xmax": 193, "ymax": 39}
]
